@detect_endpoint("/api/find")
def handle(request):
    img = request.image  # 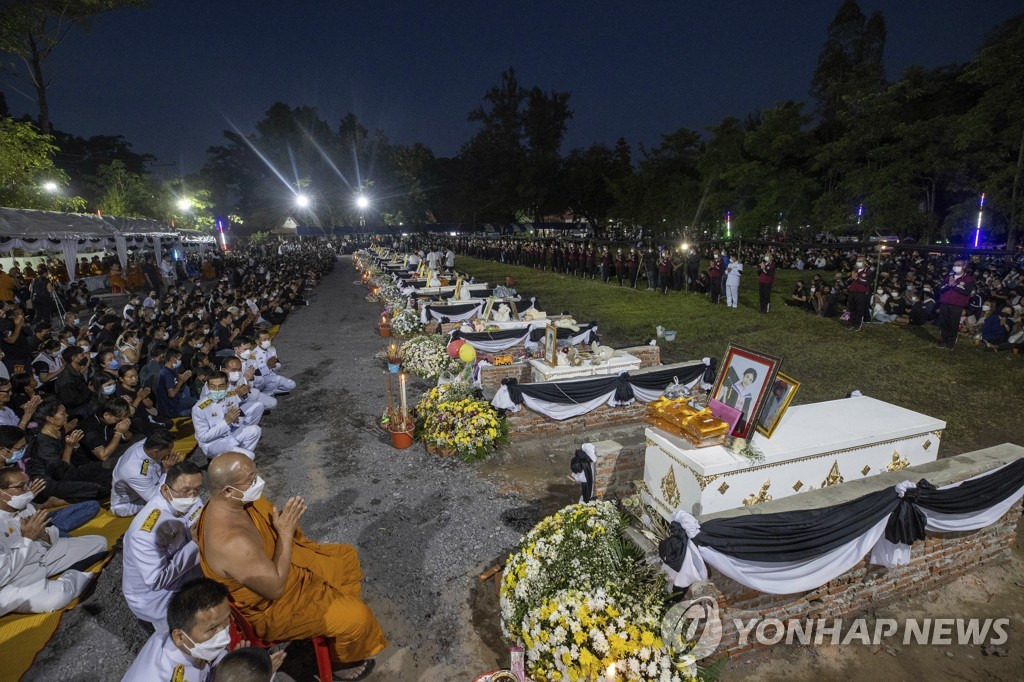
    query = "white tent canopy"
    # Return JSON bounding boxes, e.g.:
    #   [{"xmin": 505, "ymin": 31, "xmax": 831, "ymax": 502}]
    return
[{"xmin": 0, "ymin": 206, "xmax": 182, "ymax": 280}]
